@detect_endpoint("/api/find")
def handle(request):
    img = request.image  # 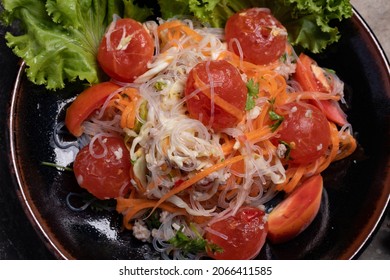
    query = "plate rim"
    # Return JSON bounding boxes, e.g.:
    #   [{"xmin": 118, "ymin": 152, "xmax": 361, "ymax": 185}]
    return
[{"xmin": 6, "ymin": 8, "xmax": 390, "ymax": 260}]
